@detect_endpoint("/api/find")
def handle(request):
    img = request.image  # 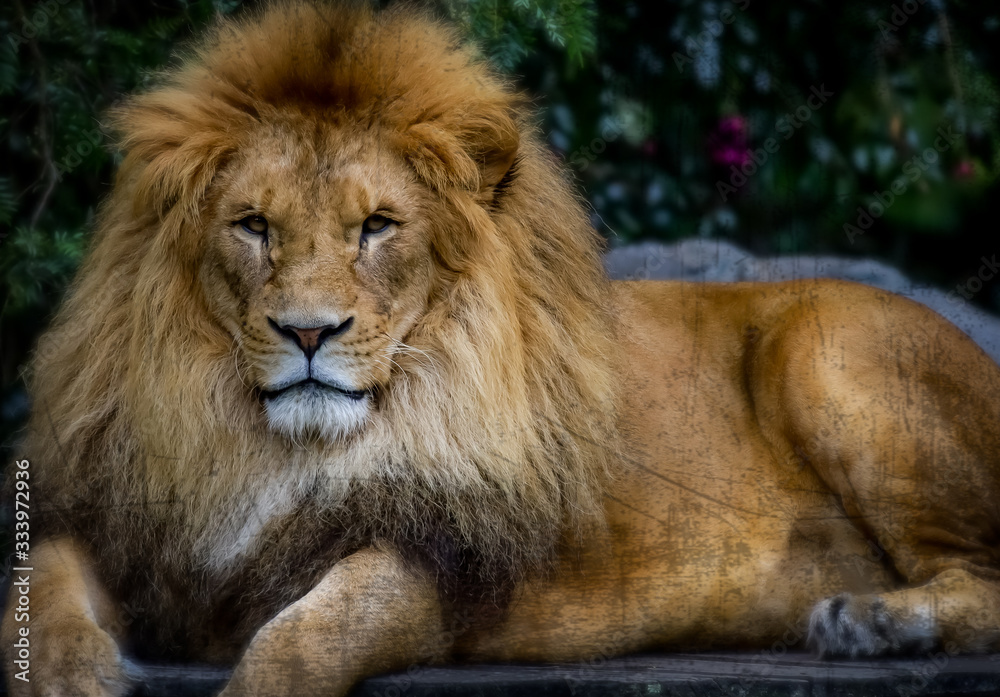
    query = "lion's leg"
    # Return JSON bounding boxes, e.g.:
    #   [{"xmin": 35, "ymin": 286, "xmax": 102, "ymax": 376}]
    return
[
  {"xmin": 808, "ymin": 567, "xmax": 1000, "ymax": 656},
  {"xmin": 218, "ymin": 546, "xmax": 446, "ymax": 697},
  {"xmin": 769, "ymin": 292, "xmax": 1000, "ymax": 657},
  {"xmin": 1, "ymin": 537, "xmax": 130, "ymax": 697}
]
